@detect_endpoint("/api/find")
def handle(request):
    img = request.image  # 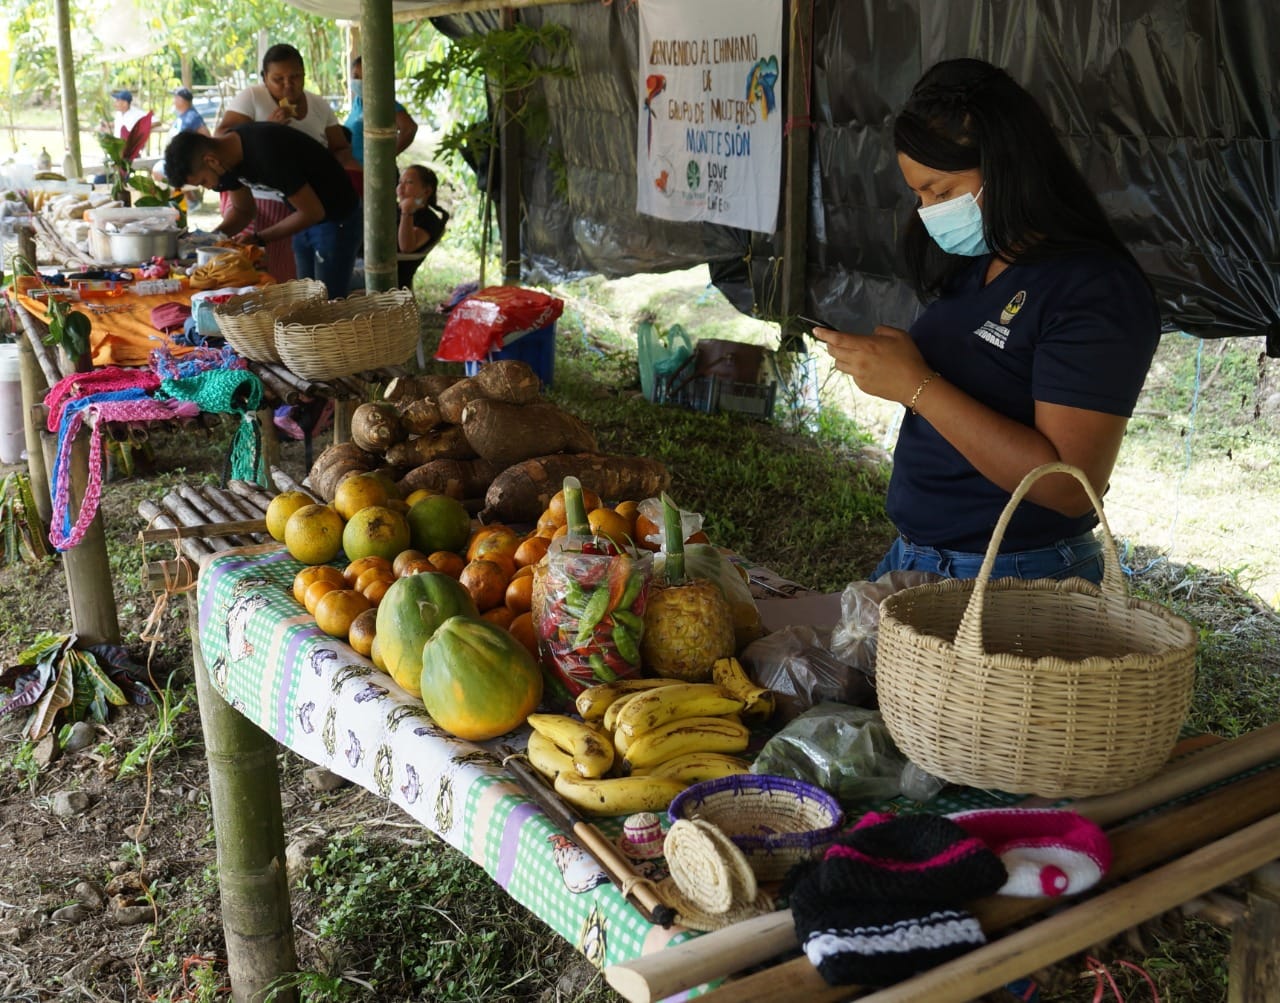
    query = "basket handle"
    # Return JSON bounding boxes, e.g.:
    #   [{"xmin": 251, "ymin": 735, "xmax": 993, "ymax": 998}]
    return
[{"xmin": 954, "ymin": 461, "xmax": 1126, "ymax": 655}]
